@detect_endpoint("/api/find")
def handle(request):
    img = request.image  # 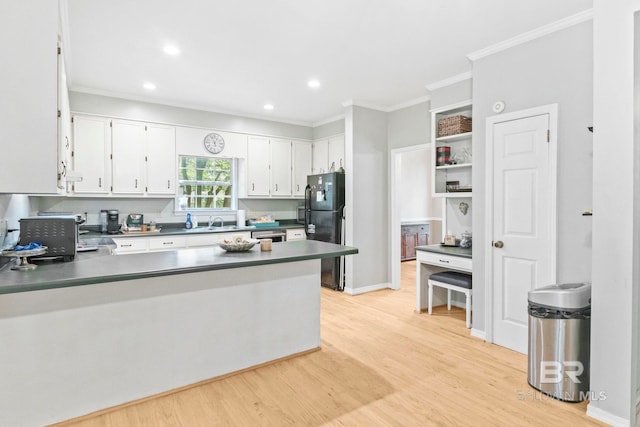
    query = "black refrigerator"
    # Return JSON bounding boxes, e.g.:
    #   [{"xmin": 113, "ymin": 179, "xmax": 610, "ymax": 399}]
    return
[{"xmin": 304, "ymin": 172, "xmax": 346, "ymax": 290}]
